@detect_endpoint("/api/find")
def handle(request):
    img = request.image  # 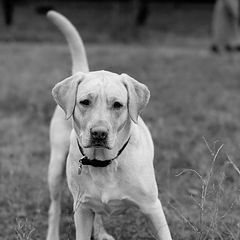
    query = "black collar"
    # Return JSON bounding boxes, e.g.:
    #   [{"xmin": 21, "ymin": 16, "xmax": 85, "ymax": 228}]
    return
[{"xmin": 76, "ymin": 136, "xmax": 131, "ymax": 174}]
